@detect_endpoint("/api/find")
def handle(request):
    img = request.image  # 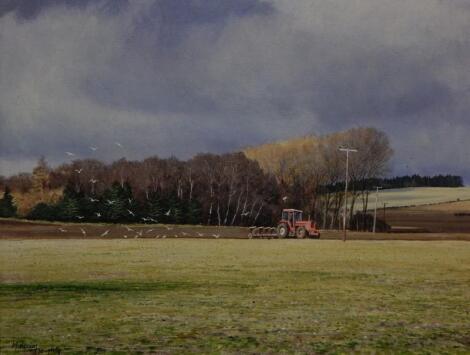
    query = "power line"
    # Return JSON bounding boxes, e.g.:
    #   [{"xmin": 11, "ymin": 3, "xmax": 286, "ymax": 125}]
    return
[{"xmin": 373, "ymin": 186, "xmax": 382, "ymax": 233}]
